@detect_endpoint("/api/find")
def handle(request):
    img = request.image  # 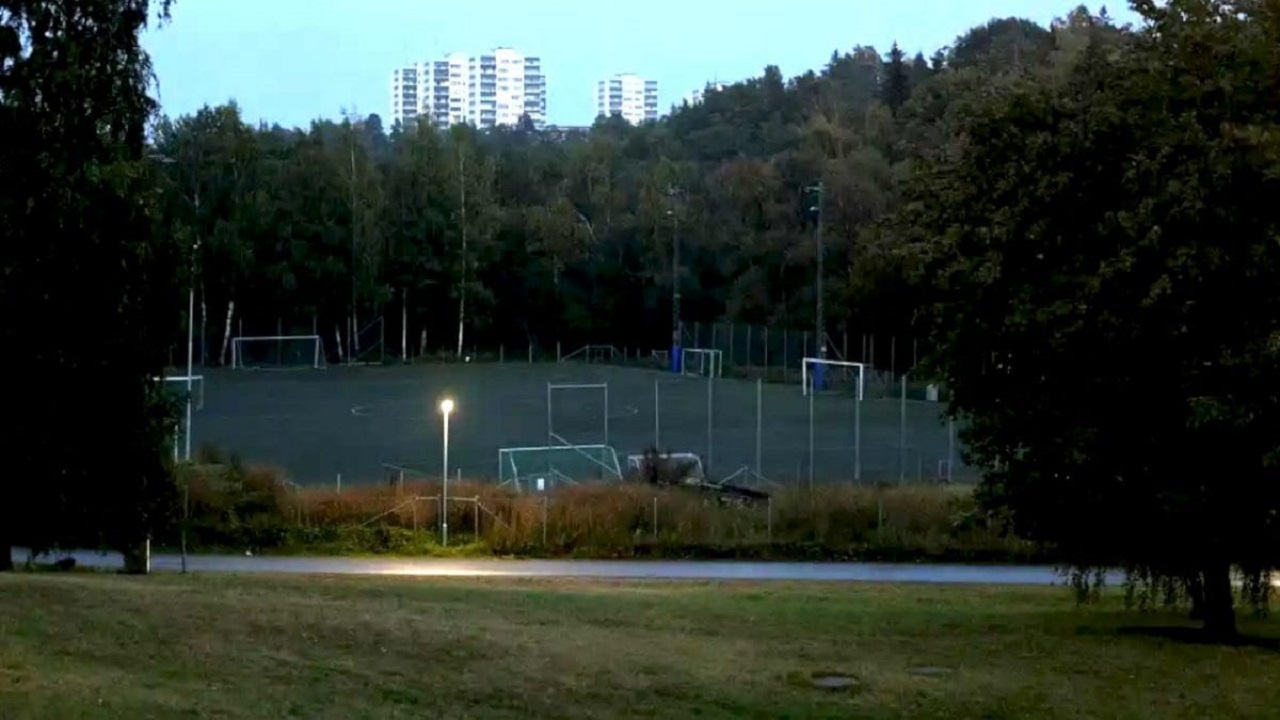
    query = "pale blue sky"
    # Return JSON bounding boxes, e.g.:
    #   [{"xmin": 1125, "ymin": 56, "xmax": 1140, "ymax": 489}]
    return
[{"xmin": 142, "ymin": 1, "xmax": 1139, "ymax": 129}]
